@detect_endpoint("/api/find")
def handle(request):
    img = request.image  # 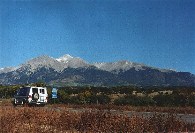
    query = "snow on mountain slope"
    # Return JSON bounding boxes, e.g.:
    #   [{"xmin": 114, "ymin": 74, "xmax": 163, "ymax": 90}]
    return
[
  {"xmin": 94, "ymin": 60, "xmax": 145, "ymax": 73},
  {"xmin": 56, "ymin": 54, "xmax": 90, "ymax": 68},
  {"xmin": 56, "ymin": 54, "xmax": 73, "ymax": 62},
  {"xmin": 94, "ymin": 60, "xmax": 175, "ymax": 73}
]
